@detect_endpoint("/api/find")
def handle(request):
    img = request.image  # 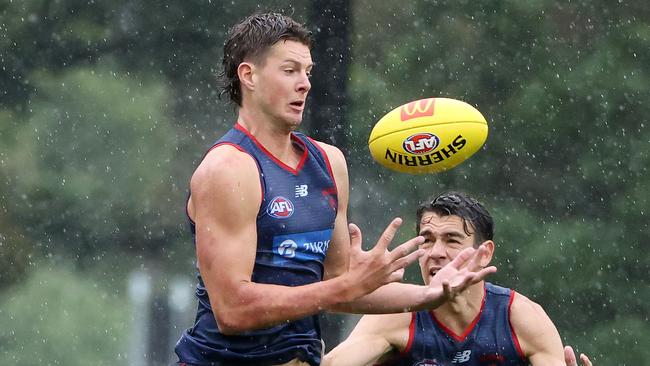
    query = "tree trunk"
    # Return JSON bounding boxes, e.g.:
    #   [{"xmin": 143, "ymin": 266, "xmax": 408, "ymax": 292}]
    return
[
  {"xmin": 307, "ymin": 0, "xmax": 351, "ymax": 154},
  {"xmin": 308, "ymin": 0, "xmax": 352, "ymax": 352}
]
